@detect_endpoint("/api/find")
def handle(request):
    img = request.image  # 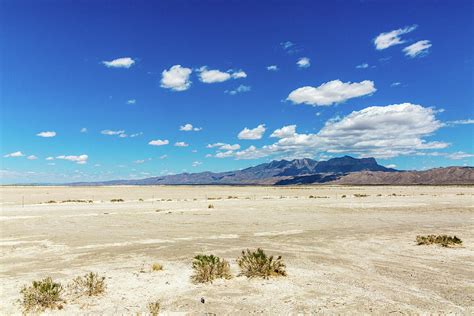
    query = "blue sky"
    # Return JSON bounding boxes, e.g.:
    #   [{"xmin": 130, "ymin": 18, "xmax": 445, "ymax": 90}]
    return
[{"xmin": 1, "ymin": 0, "xmax": 473, "ymax": 183}]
